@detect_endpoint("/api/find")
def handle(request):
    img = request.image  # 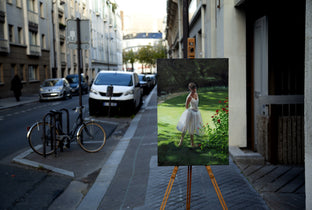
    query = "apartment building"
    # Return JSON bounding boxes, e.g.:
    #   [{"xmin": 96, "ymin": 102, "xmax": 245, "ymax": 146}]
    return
[
  {"xmin": 166, "ymin": 0, "xmax": 312, "ymax": 208},
  {"xmin": 0, "ymin": 0, "xmax": 50, "ymax": 98},
  {"xmin": 0, "ymin": 0, "xmax": 122, "ymax": 98},
  {"xmin": 89, "ymin": 0, "xmax": 122, "ymax": 78}
]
